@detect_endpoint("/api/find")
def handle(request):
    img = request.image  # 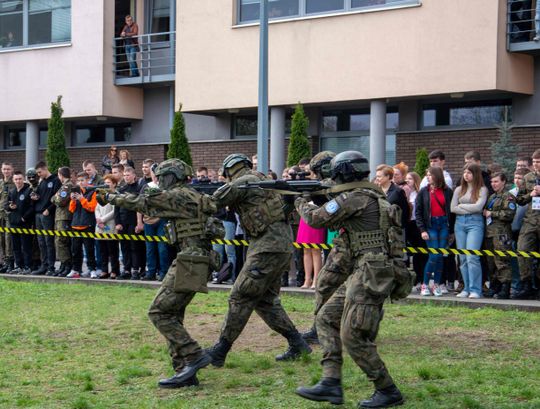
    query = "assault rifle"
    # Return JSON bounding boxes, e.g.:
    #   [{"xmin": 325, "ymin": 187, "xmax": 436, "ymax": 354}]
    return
[
  {"xmin": 190, "ymin": 181, "xmax": 225, "ymax": 195},
  {"xmin": 238, "ymin": 179, "xmax": 332, "ymax": 194},
  {"xmin": 71, "ymin": 184, "xmax": 110, "ymax": 194}
]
